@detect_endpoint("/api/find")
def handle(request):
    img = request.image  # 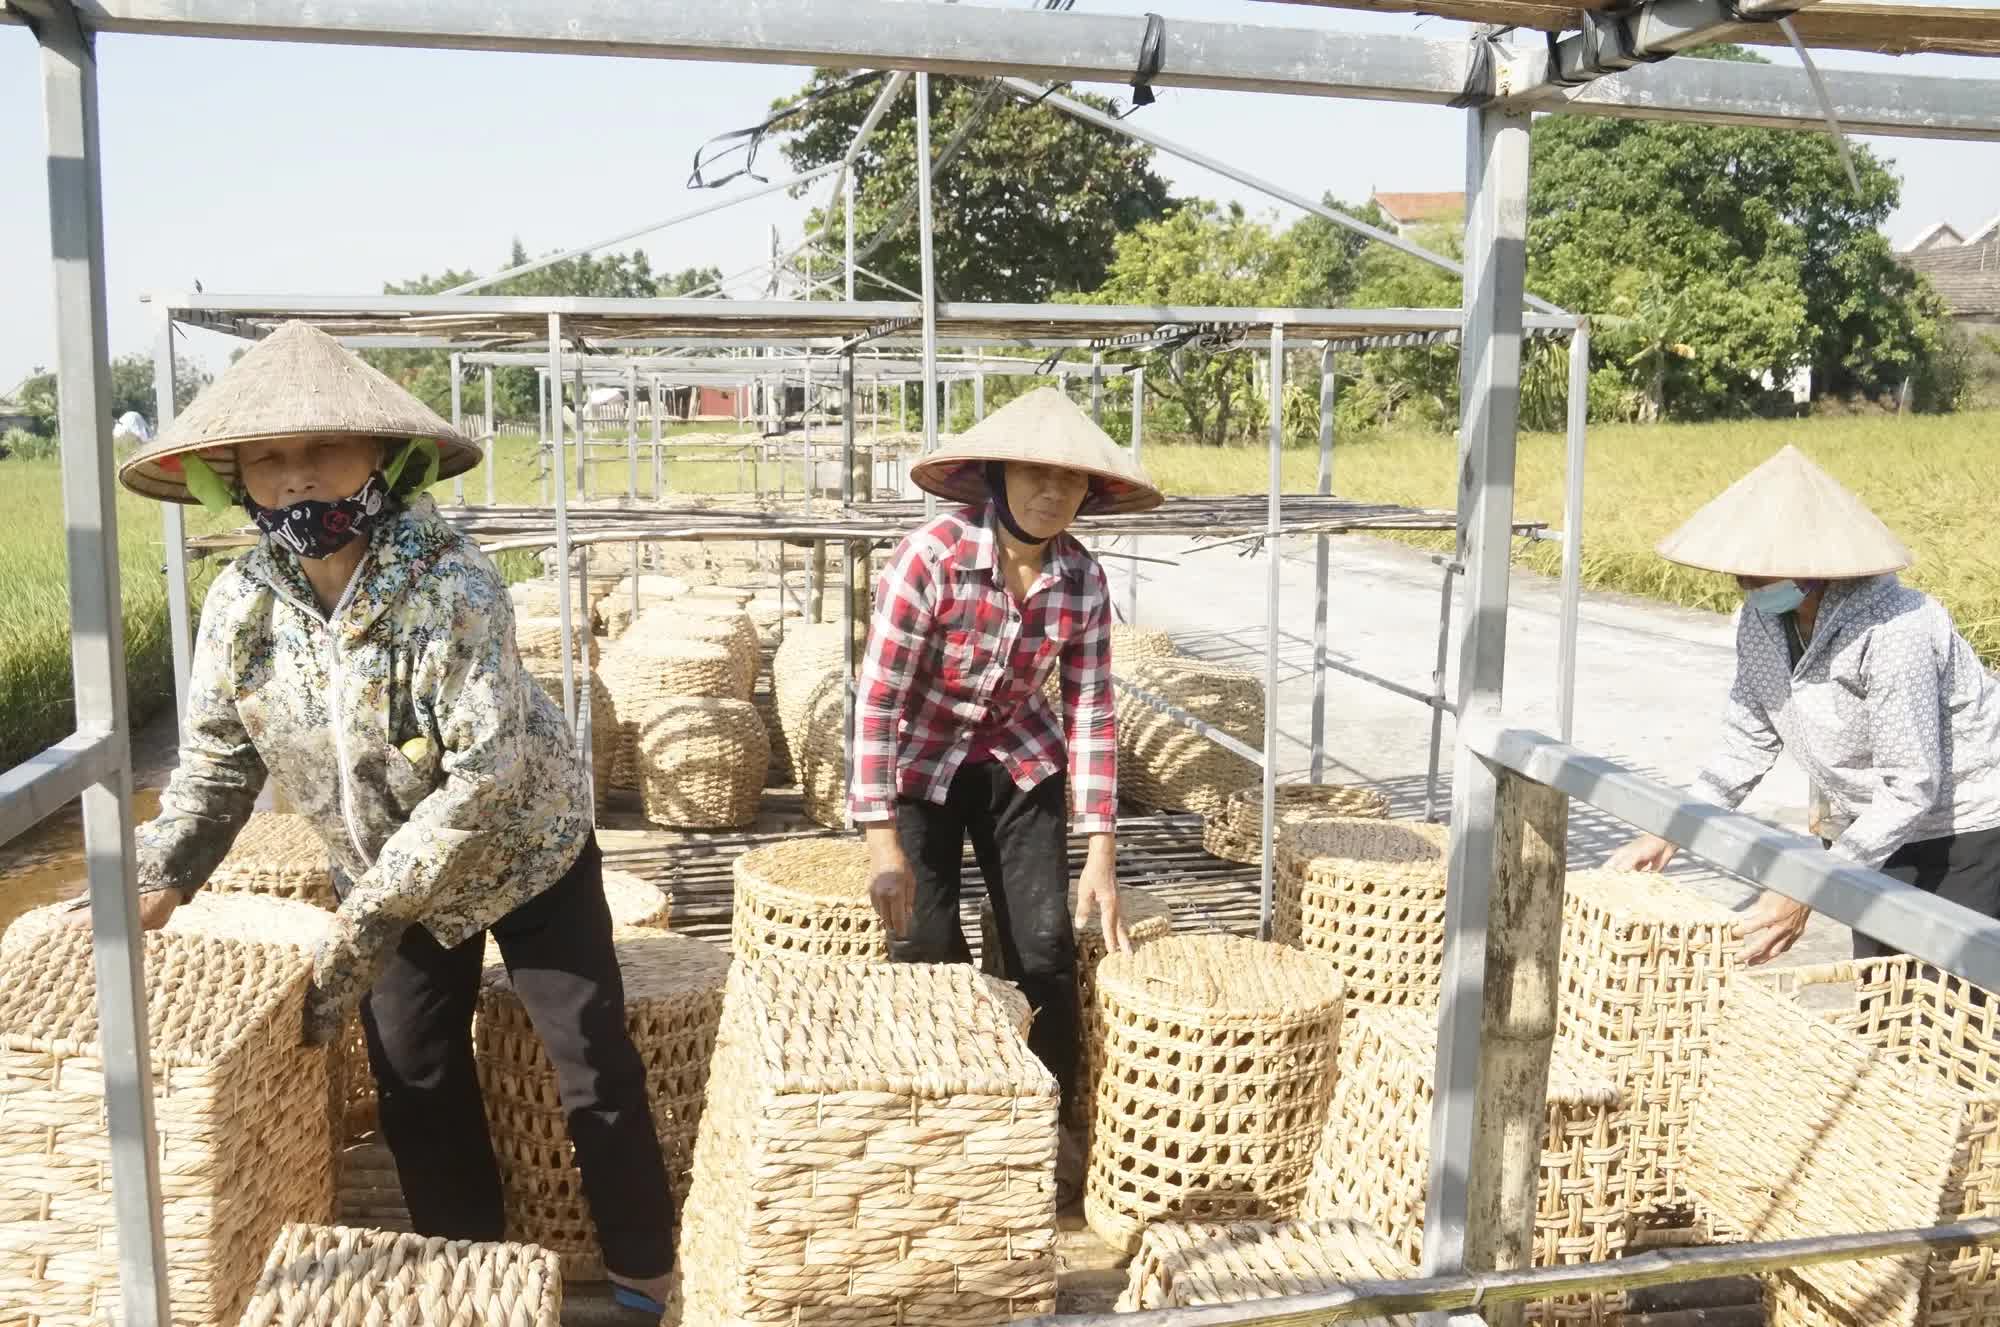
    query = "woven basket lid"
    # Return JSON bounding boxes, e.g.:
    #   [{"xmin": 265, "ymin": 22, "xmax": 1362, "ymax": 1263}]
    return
[
  {"xmin": 119, "ymin": 321, "xmax": 482, "ymax": 504},
  {"xmin": 908, "ymin": 386, "xmax": 1162, "ymax": 515},
  {"xmin": 1655, "ymin": 444, "xmax": 1912, "ymax": 579}
]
